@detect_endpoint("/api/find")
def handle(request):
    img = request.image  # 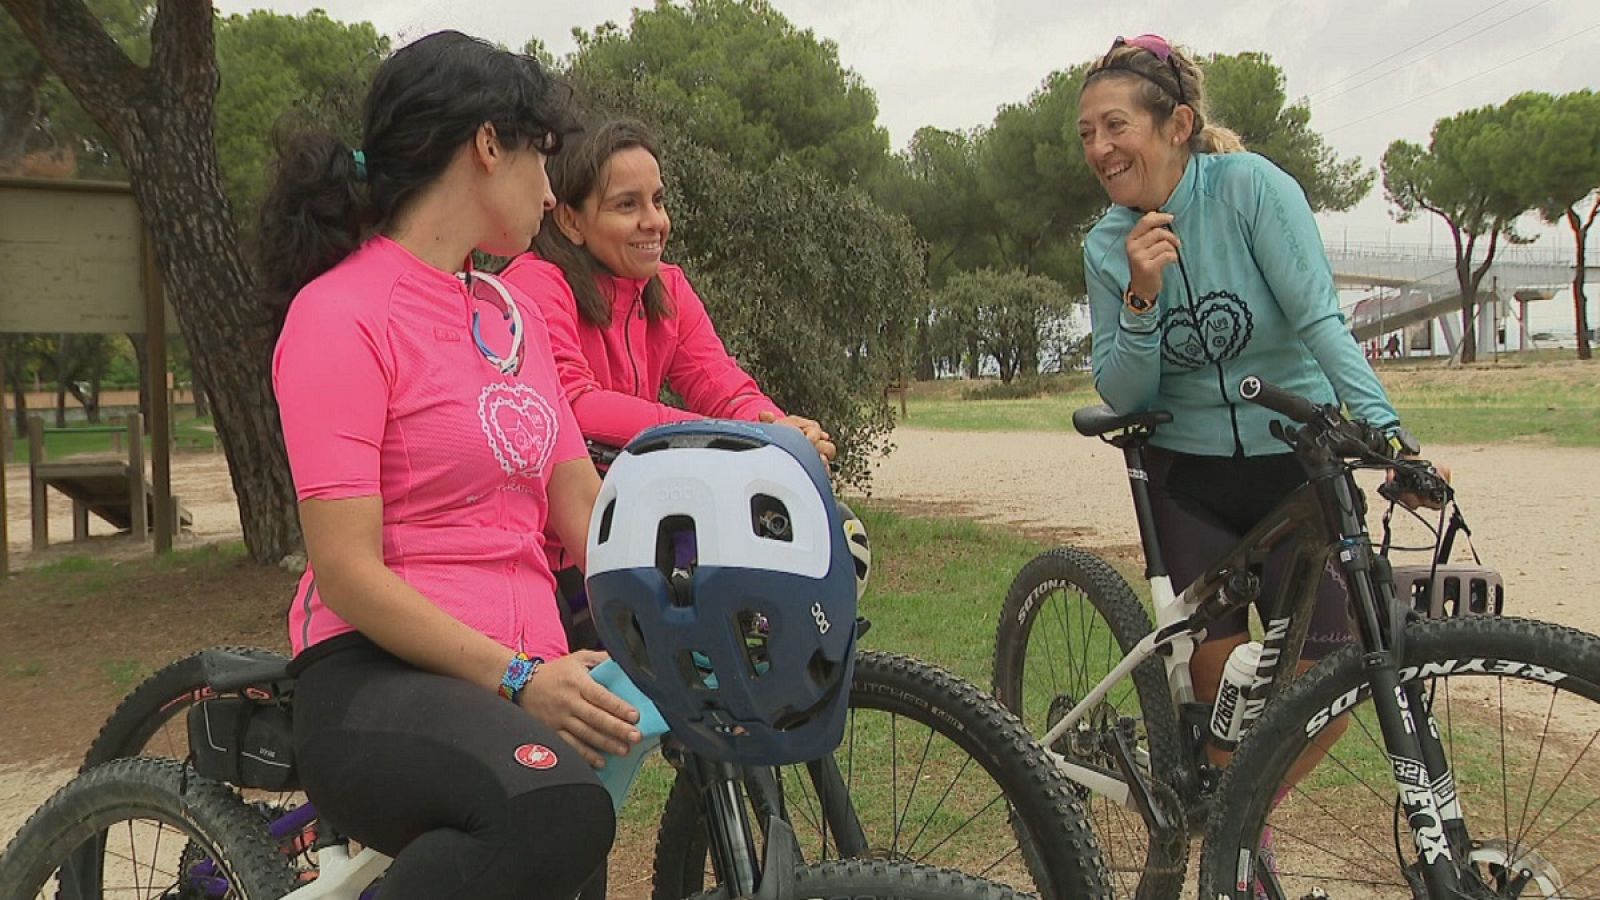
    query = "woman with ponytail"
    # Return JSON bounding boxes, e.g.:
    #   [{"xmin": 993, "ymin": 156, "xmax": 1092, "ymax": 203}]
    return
[
  {"xmin": 1076, "ymin": 30, "xmax": 1425, "ymax": 764},
  {"xmin": 259, "ymin": 30, "xmax": 636, "ymax": 900}
]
